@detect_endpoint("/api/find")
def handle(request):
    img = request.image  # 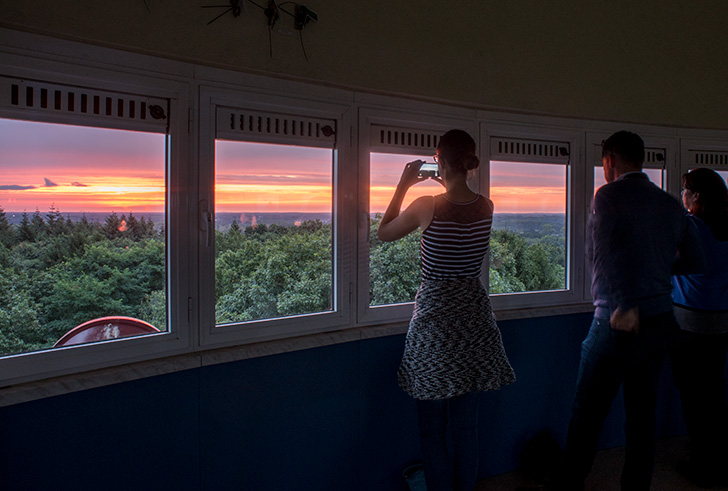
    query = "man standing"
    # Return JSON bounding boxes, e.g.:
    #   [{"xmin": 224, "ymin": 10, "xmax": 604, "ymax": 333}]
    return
[{"xmin": 560, "ymin": 131, "xmax": 705, "ymax": 490}]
